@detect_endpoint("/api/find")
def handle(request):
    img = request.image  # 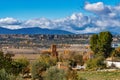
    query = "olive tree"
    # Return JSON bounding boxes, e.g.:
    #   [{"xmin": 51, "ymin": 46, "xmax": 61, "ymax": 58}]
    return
[
  {"xmin": 44, "ymin": 67, "xmax": 67, "ymax": 80},
  {"xmin": 31, "ymin": 55, "xmax": 57, "ymax": 80}
]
